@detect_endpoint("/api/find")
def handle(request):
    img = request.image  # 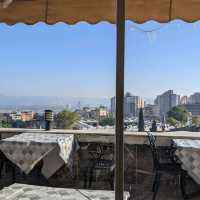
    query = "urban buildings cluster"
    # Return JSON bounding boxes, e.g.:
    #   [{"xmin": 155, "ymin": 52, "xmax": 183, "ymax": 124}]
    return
[
  {"xmin": 156, "ymin": 91, "xmax": 200, "ymax": 118},
  {"xmin": 0, "ymin": 111, "xmax": 44, "ymax": 129},
  {"xmin": 76, "ymin": 106, "xmax": 109, "ymax": 120},
  {"xmin": 111, "ymin": 90, "xmax": 200, "ymax": 119},
  {"xmin": 10, "ymin": 111, "xmax": 35, "ymax": 122},
  {"xmin": 0, "ymin": 90, "xmax": 200, "ymax": 130},
  {"xmin": 0, "ymin": 106, "xmax": 111, "ymax": 129}
]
